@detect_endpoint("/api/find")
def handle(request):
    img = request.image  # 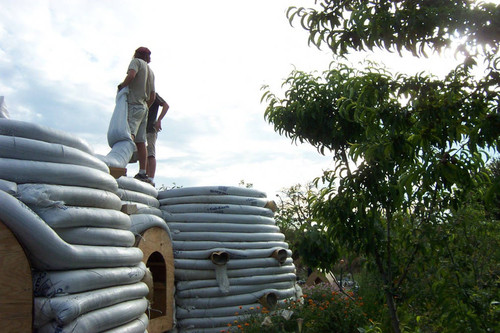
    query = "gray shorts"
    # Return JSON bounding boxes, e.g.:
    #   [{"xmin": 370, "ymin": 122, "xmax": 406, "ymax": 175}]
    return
[
  {"xmin": 127, "ymin": 104, "xmax": 147, "ymax": 143},
  {"xmin": 146, "ymin": 131, "xmax": 157, "ymax": 157}
]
